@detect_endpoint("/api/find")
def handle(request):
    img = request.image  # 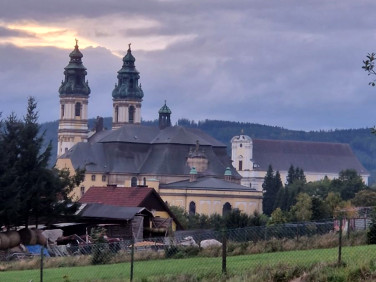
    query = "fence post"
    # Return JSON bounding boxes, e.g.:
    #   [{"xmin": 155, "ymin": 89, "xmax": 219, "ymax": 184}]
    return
[
  {"xmin": 347, "ymin": 218, "xmax": 350, "ymax": 239},
  {"xmin": 296, "ymin": 223, "xmax": 299, "ymax": 241},
  {"xmin": 338, "ymin": 217, "xmax": 343, "ymax": 265},
  {"xmin": 130, "ymin": 238, "xmax": 135, "ymax": 282},
  {"xmin": 40, "ymin": 246, "xmax": 44, "ymax": 282},
  {"xmin": 222, "ymin": 229, "xmax": 227, "ymax": 275}
]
